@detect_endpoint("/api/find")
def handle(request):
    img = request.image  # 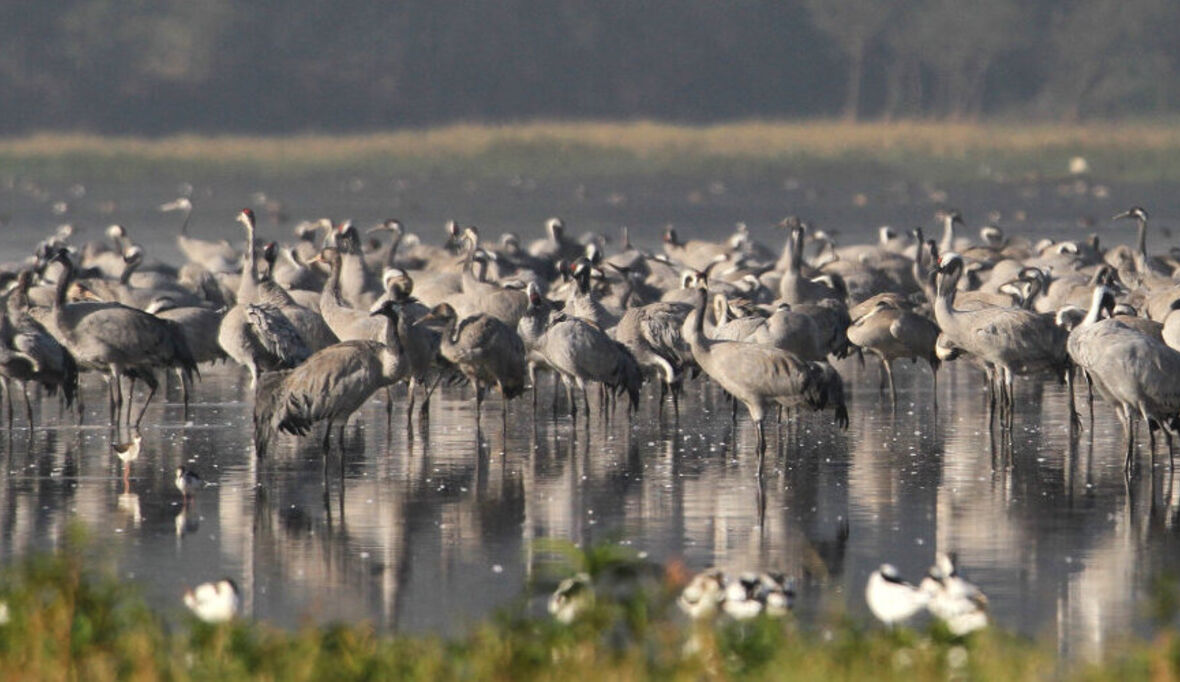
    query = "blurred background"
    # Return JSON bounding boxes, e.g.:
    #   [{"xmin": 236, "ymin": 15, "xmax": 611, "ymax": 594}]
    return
[{"xmin": 3, "ymin": 0, "xmax": 1178, "ymax": 134}]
